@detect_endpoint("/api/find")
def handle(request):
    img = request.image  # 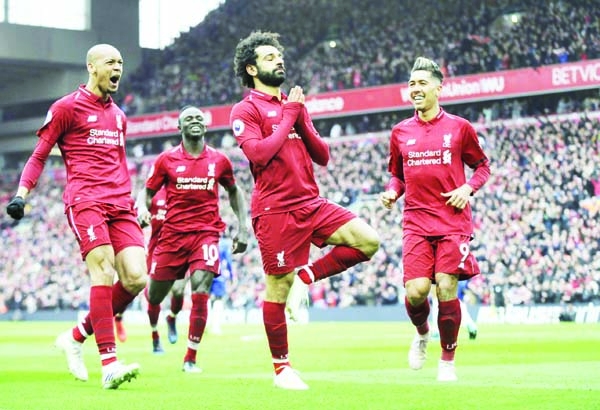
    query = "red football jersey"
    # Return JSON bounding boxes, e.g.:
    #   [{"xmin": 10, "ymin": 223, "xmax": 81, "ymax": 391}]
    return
[
  {"xmin": 146, "ymin": 143, "xmax": 234, "ymax": 233},
  {"xmin": 36, "ymin": 85, "xmax": 132, "ymax": 208},
  {"xmin": 230, "ymin": 89, "xmax": 320, "ymax": 217},
  {"xmin": 388, "ymin": 109, "xmax": 489, "ymax": 236}
]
